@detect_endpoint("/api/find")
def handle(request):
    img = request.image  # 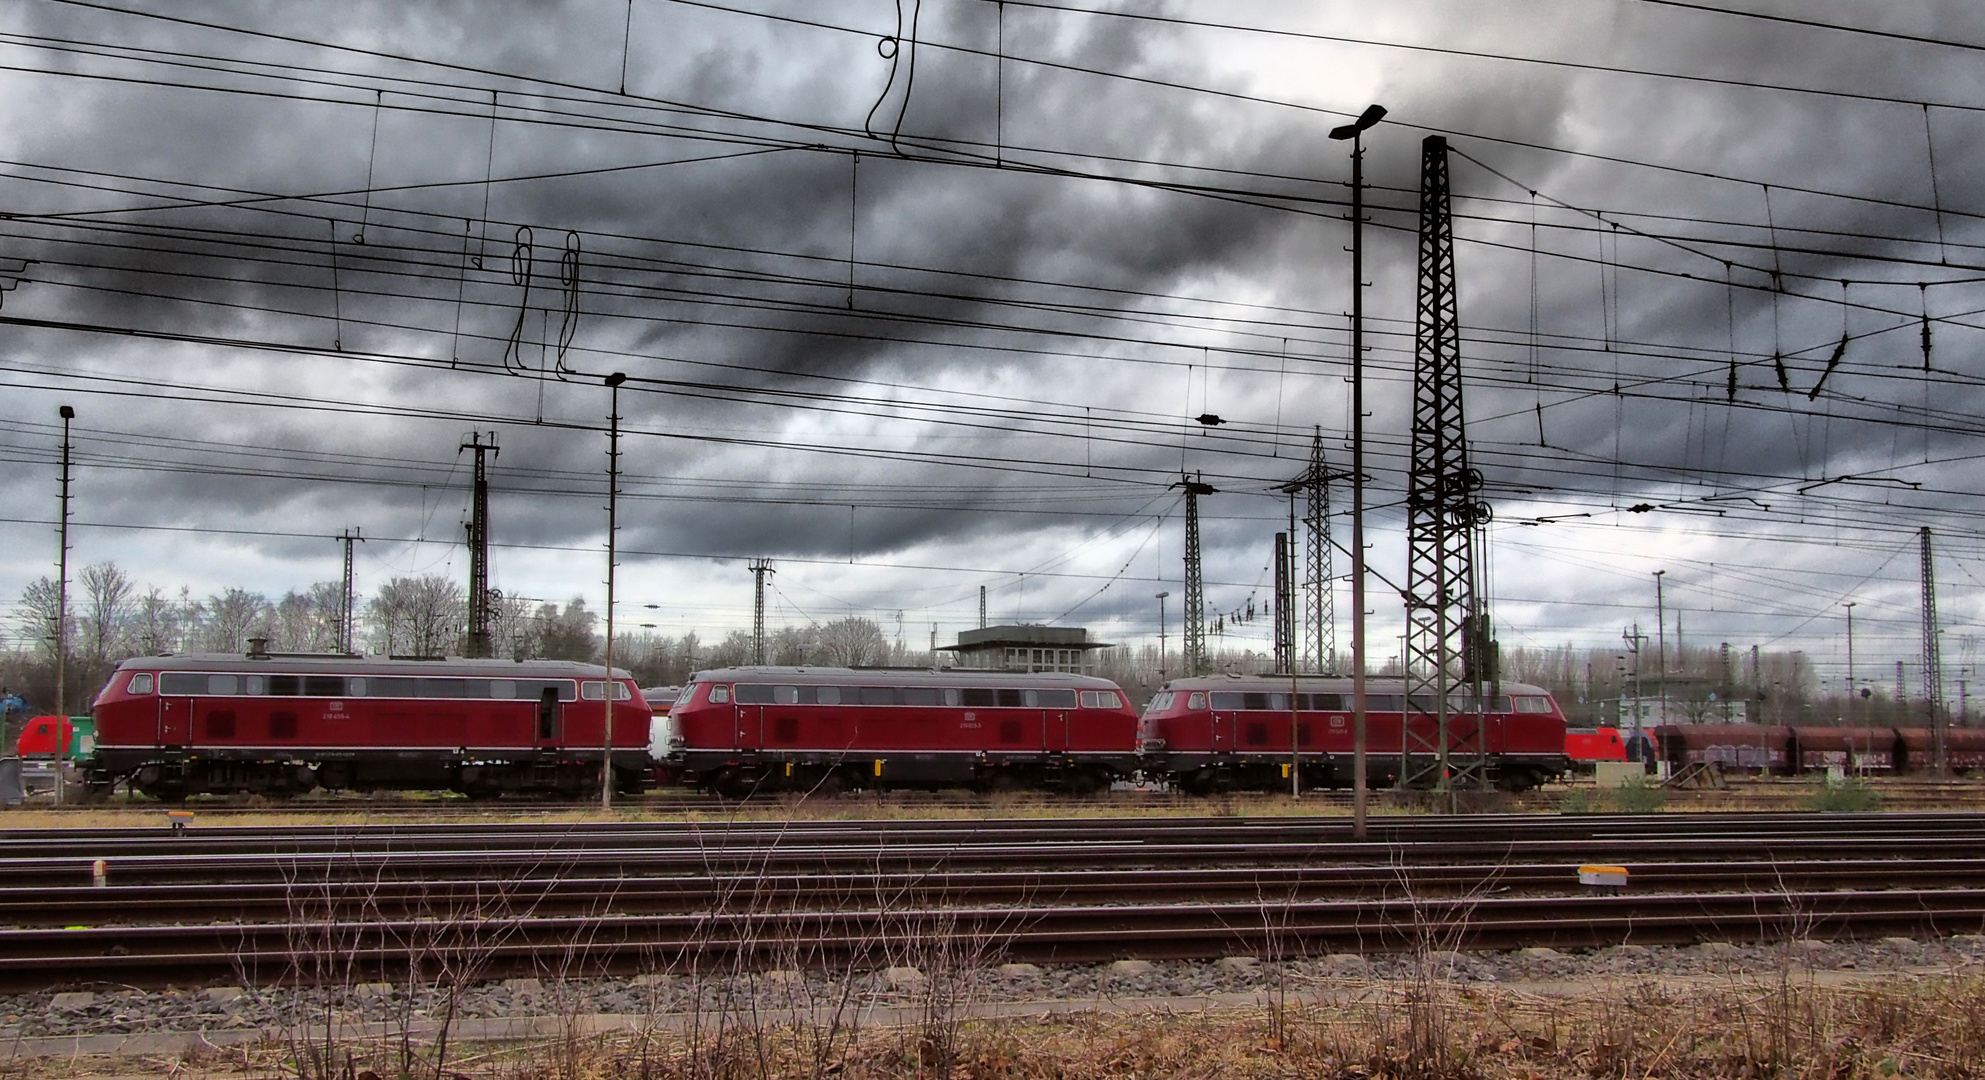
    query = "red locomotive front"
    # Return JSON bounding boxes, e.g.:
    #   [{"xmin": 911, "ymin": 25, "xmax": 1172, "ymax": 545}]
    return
[
  {"xmin": 1139, "ymin": 675, "xmax": 1569, "ymax": 793},
  {"xmin": 89, "ymin": 651, "xmax": 651, "ymax": 800},
  {"xmin": 663, "ymin": 666, "xmax": 1140, "ymax": 797}
]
